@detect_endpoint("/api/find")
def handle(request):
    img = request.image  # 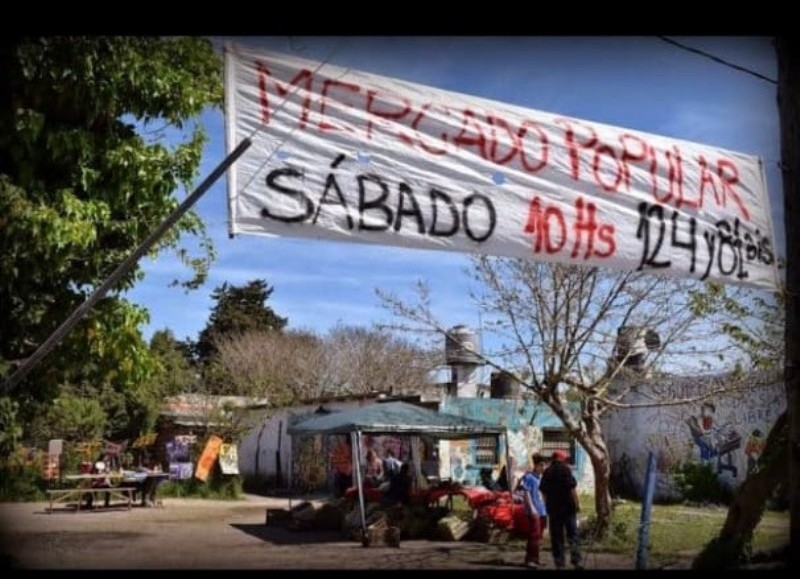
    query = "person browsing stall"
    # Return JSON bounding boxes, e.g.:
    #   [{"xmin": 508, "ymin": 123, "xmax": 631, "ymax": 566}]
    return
[
  {"xmin": 382, "ymin": 448, "xmax": 402, "ymax": 479},
  {"xmin": 381, "ymin": 462, "xmax": 412, "ymax": 507},
  {"xmin": 330, "ymin": 435, "xmax": 354, "ymax": 498},
  {"xmin": 363, "ymin": 448, "xmax": 384, "ymax": 488}
]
